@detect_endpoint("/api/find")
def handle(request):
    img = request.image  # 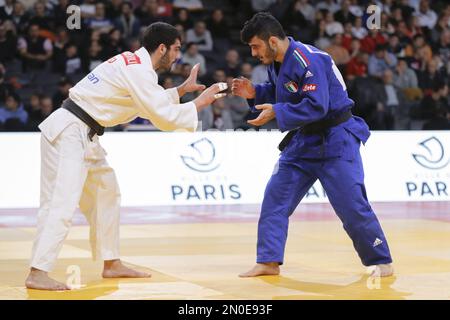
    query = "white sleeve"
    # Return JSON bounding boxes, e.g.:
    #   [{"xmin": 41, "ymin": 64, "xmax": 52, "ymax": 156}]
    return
[
  {"xmin": 165, "ymin": 87, "xmax": 180, "ymax": 104},
  {"xmin": 120, "ymin": 64, "xmax": 198, "ymax": 132}
]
